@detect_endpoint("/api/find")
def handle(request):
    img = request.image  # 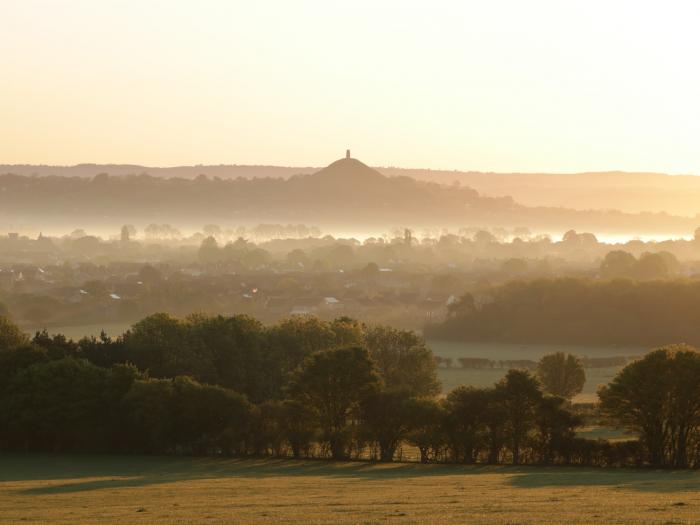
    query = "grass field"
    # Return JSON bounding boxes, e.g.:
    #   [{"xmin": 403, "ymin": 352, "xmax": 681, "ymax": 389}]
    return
[
  {"xmin": 1, "ymin": 455, "xmax": 699, "ymax": 524},
  {"xmin": 429, "ymin": 340, "xmax": 647, "ymax": 403}
]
